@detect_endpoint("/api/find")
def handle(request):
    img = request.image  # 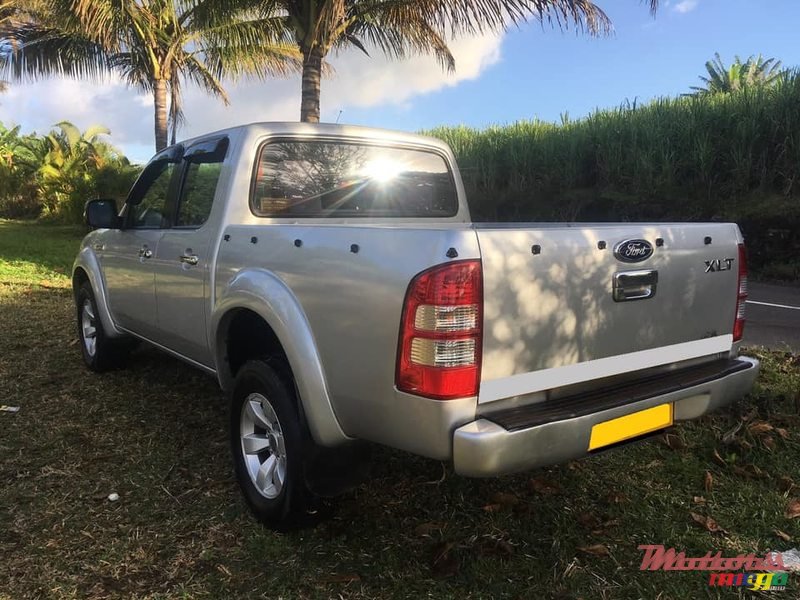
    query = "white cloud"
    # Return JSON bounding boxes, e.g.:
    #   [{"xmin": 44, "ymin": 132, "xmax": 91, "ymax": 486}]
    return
[
  {"xmin": 0, "ymin": 31, "xmax": 503, "ymax": 162},
  {"xmin": 1, "ymin": 77, "xmax": 151, "ymax": 142},
  {"xmin": 672, "ymin": 0, "xmax": 699, "ymax": 14}
]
